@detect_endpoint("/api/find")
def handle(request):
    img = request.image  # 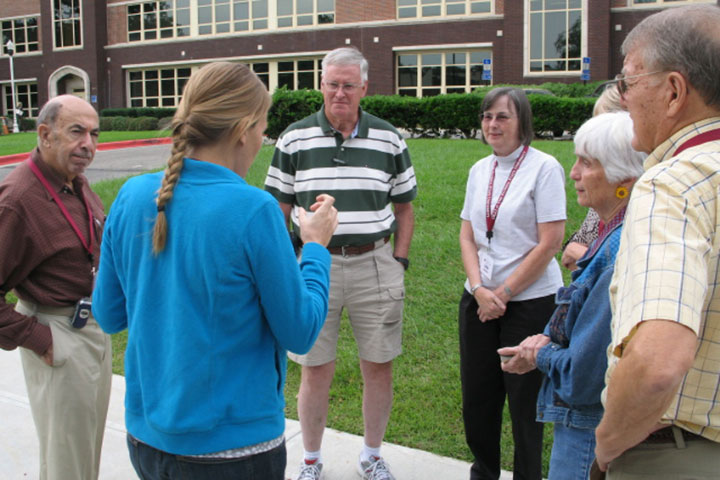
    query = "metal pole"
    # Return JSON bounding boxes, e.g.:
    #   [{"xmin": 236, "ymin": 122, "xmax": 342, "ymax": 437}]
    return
[{"xmin": 6, "ymin": 40, "xmax": 19, "ymax": 133}]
